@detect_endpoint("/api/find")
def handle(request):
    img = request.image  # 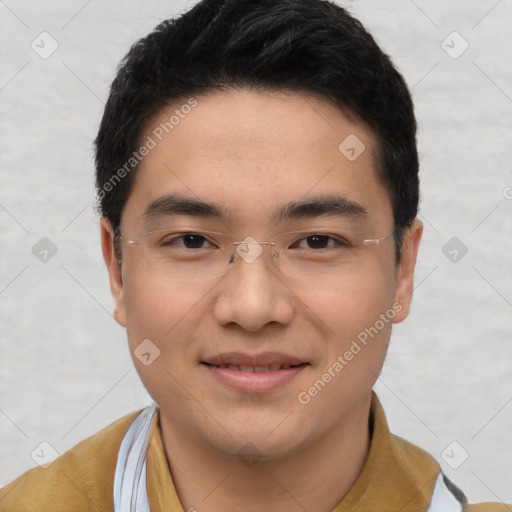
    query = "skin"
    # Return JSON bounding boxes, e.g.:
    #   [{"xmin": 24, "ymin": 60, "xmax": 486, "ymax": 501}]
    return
[{"xmin": 101, "ymin": 89, "xmax": 423, "ymax": 511}]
